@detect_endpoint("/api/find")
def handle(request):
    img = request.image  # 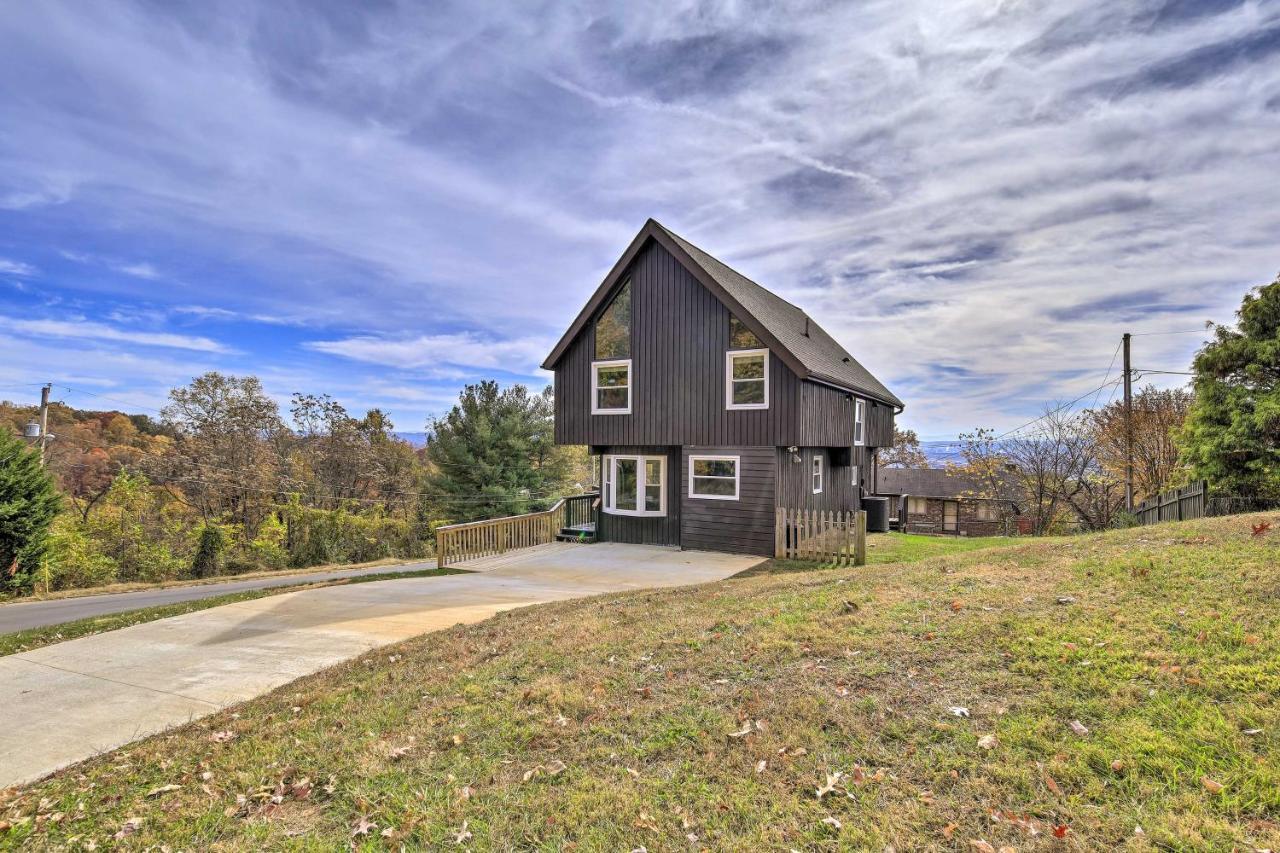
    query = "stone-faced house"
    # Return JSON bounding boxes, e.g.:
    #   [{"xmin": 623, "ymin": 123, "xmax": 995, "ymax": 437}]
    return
[
  {"xmin": 541, "ymin": 219, "xmax": 903, "ymax": 557},
  {"xmin": 876, "ymin": 468, "xmax": 1022, "ymax": 537}
]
